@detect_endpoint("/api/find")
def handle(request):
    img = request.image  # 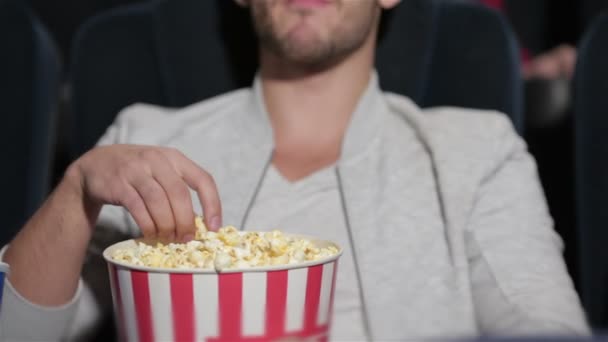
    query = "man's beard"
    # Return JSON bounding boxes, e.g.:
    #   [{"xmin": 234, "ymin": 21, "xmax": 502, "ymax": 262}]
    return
[{"xmin": 250, "ymin": 3, "xmax": 377, "ymax": 67}]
